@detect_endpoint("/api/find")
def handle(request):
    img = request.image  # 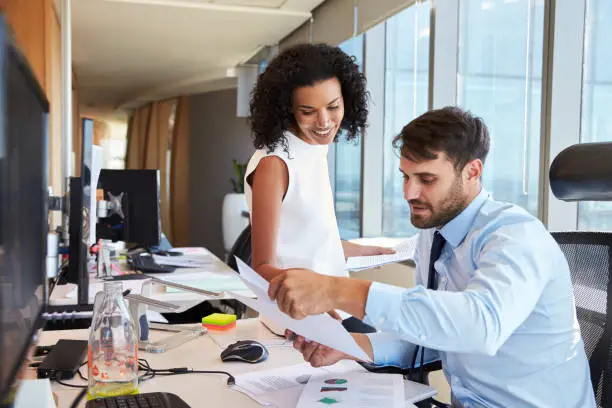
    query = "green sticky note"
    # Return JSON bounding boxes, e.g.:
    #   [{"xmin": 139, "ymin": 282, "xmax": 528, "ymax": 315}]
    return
[{"xmin": 318, "ymin": 397, "xmax": 340, "ymax": 405}]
